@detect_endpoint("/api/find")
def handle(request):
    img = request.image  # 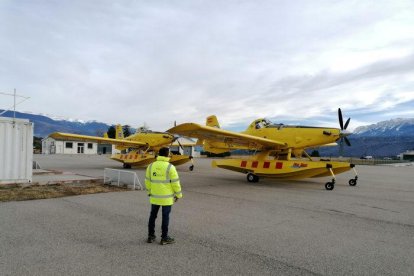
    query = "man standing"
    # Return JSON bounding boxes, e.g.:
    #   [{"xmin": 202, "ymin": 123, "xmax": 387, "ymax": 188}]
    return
[{"xmin": 145, "ymin": 147, "xmax": 182, "ymax": 245}]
